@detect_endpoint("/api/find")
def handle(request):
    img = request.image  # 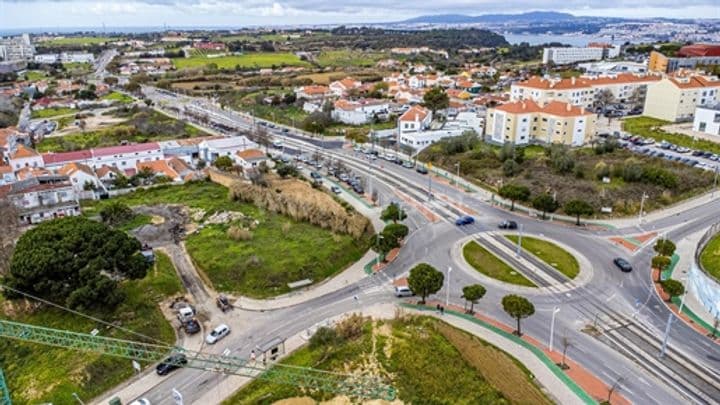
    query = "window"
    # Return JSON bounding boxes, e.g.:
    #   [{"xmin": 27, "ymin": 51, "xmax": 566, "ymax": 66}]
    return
[{"xmin": 699, "ymin": 122, "xmax": 707, "ymax": 132}]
